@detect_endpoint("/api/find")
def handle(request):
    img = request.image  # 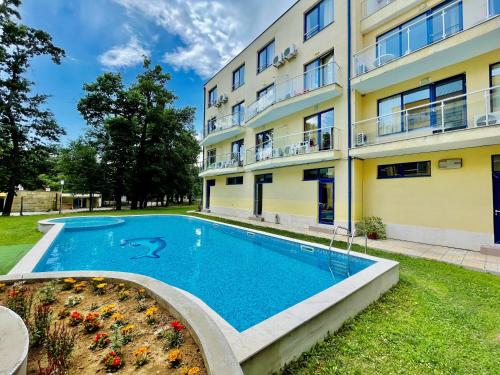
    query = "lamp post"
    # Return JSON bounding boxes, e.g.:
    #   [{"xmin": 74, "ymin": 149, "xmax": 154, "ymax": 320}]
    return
[{"xmin": 59, "ymin": 180, "xmax": 65, "ymax": 214}]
